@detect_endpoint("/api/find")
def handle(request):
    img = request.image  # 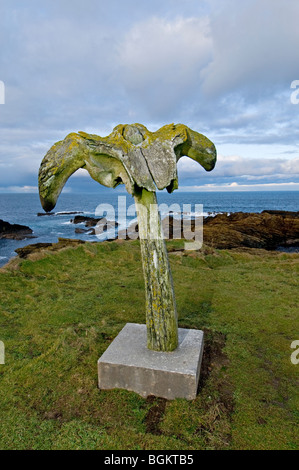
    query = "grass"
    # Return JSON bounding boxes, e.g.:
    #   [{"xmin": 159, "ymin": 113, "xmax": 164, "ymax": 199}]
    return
[{"xmin": 0, "ymin": 240, "xmax": 298, "ymax": 450}]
